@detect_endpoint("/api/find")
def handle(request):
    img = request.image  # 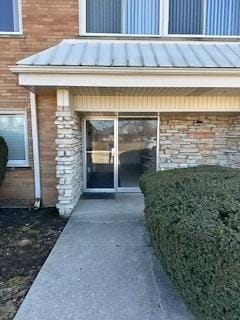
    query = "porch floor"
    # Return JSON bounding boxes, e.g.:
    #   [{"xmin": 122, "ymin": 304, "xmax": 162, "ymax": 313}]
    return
[{"xmin": 14, "ymin": 194, "xmax": 194, "ymax": 320}]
